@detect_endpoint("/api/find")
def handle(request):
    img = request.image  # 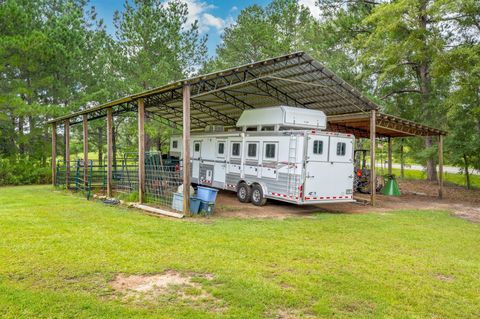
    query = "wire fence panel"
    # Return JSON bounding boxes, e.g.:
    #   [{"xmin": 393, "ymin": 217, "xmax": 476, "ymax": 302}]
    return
[
  {"xmin": 145, "ymin": 158, "xmax": 182, "ymax": 207},
  {"xmin": 55, "ymin": 152, "xmax": 182, "ymax": 210}
]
